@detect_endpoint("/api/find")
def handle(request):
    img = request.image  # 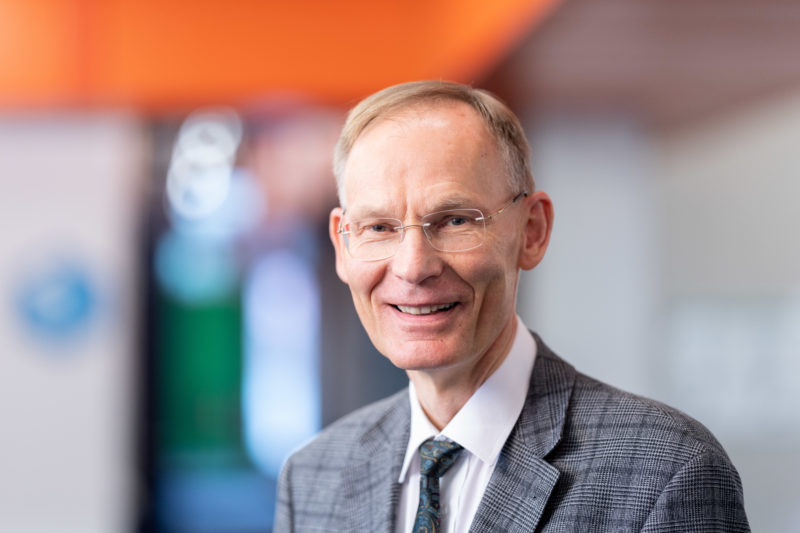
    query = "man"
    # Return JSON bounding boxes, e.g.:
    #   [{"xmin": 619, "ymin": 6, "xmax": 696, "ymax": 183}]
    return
[{"xmin": 274, "ymin": 81, "xmax": 749, "ymax": 532}]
